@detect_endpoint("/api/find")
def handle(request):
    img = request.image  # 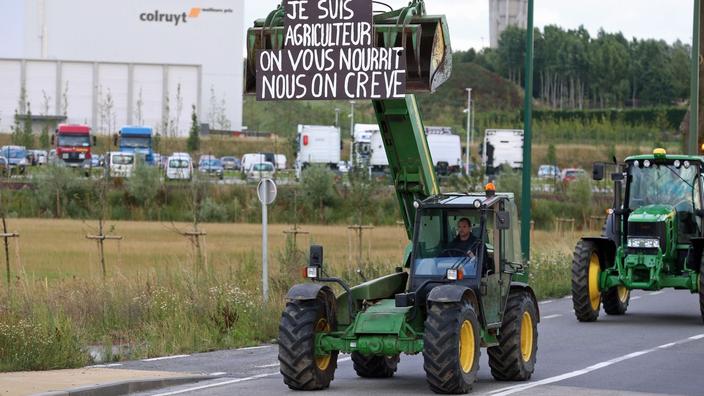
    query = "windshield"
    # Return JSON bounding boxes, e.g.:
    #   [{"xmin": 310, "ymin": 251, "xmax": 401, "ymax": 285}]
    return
[
  {"xmin": 58, "ymin": 135, "xmax": 90, "ymax": 147},
  {"xmin": 200, "ymin": 159, "xmax": 222, "ymax": 167},
  {"xmin": 111, "ymin": 155, "xmax": 133, "ymax": 165},
  {"xmin": 120, "ymin": 136, "xmax": 151, "ymax": 149},
  {"xmin": 169, "ymin": 159, "xmax": 190, "ymax": 168},
  {"xmin": 628, "ymin": 162, "xmax": 699, "ymax": 211},
  {"xmin": 413, "ymin": 209, "xmax": 490, "ymax": 278},
  {"xmin": 252, "ymin": 163, "xmax": 274, "ymax": 171}
]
